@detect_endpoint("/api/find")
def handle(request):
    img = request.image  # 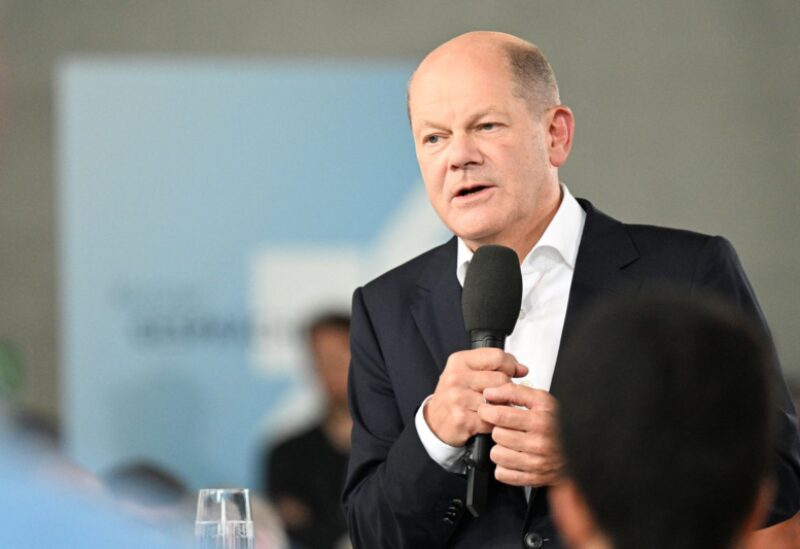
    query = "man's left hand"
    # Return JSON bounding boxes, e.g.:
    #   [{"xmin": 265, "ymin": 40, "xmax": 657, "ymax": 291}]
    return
[{"xmin": 478, "ymin": 383, "xmax": 564, "ymax": 487}]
